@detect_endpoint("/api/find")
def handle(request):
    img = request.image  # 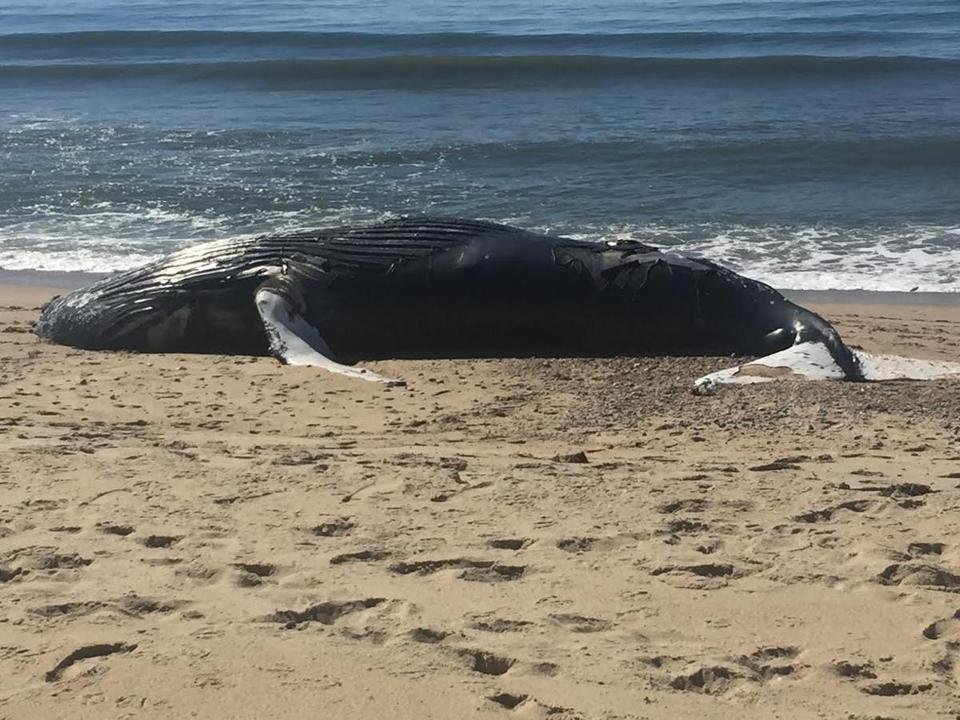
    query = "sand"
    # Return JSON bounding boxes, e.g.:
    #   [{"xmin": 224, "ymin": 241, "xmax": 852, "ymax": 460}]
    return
[{"xmin": 1, "ymin": 282, "xmax": 959, "ymax": 719}]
